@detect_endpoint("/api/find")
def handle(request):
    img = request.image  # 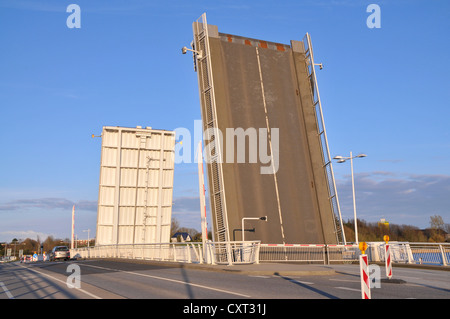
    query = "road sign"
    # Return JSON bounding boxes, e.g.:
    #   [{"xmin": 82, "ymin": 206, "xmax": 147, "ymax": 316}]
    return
[{"xmin": 359, "ymin": 242, "xmax": 368, "ymax": 254}]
